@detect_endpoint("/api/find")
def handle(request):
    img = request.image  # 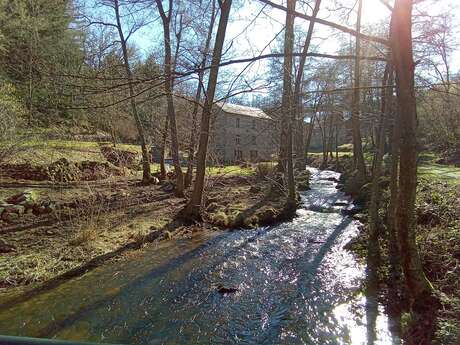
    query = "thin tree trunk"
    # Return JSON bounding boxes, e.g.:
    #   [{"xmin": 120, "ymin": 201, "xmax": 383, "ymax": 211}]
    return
[
  {"xmin": 182, "ymin": 0, "xmax": 232, "ymax": 220},
  {"xmin": 335, "ymin": 121, "xmax": 339, "ymax": 170},
  {"xmin": 351, "ymin": 0, "xmax": 366, "ymax": 180},
  {"xmin": 305, "ymin": 113, "xmax": 316, "ymax": 161},
  {"xmin": 113, "ymin": 0, "xmax": 151, "ymax": 183},
  {"xmin": 156, "ymin": 0, "xmax": 184, "ymax": 197},
  {"xmin": 293, "ymin": 0, "xmax": 322, "ymax": 170},
  {"xmin": 390, "ymin": 1, "xmax": 438, "ymax": 342},
  {"xmin": 387, "ymin": 75, "xmax": 403, "ymax": 339},
  {"xmin": 159, "ymin": 116, "xmax": 169, "ymax": 180},
  {"xmin": 185, "ymin": 0, "xmax": 217, "ymax": 188},
  {"xmin": 280, "ymin": 0, "xmax": 297, "ymax": 204}
]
